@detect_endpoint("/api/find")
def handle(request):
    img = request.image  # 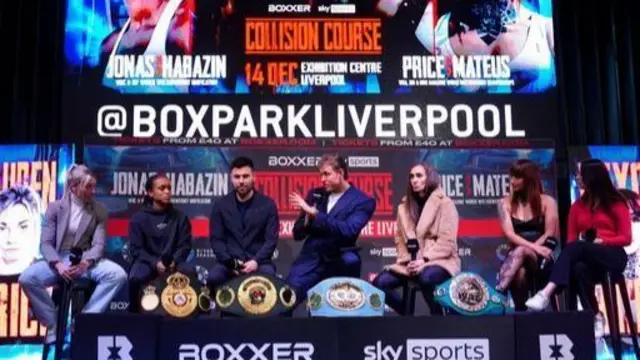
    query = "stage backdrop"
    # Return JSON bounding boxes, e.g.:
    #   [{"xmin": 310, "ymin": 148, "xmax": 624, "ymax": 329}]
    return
[
  {"xmin": 85, "ymin": 143, "xmax": 556, "ymax": 314},
  {"xmin": 63, "ymin": 0, "xmax": 558, "ymax": 146},
  {"xmin": 0, "ymin": 144, "xmax": 75, "ymax": 360},
  {"xmin": 569, "ymin": 146, "xmax": 640, "ymax": 340}
]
